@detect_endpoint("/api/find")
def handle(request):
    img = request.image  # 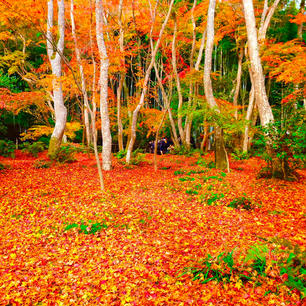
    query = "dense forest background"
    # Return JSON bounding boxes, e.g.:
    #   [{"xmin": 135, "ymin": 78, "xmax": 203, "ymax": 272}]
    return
[{"xmin": 0, "ymin": 0, "xmax": 305, "ymax": 179}]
